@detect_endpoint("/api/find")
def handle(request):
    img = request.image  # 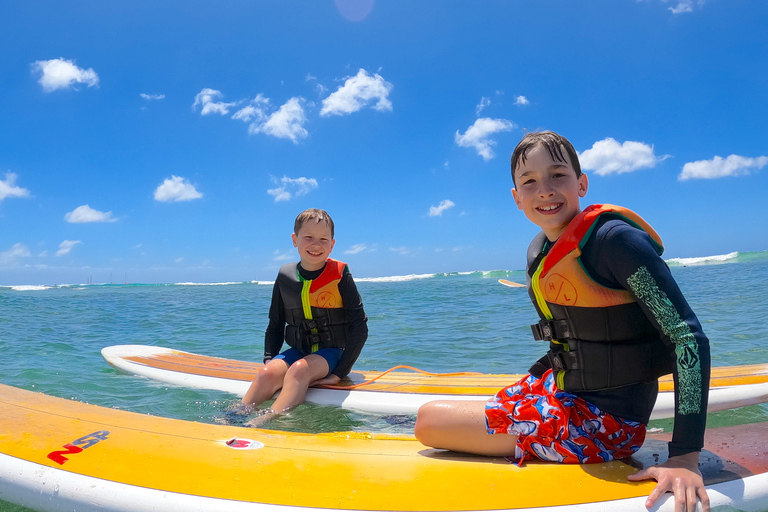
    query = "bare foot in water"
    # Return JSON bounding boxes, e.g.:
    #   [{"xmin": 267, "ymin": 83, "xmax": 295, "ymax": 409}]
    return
[{"xmin": 244, "ymin": 408, "xmax": 279, "ymax": 428}]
